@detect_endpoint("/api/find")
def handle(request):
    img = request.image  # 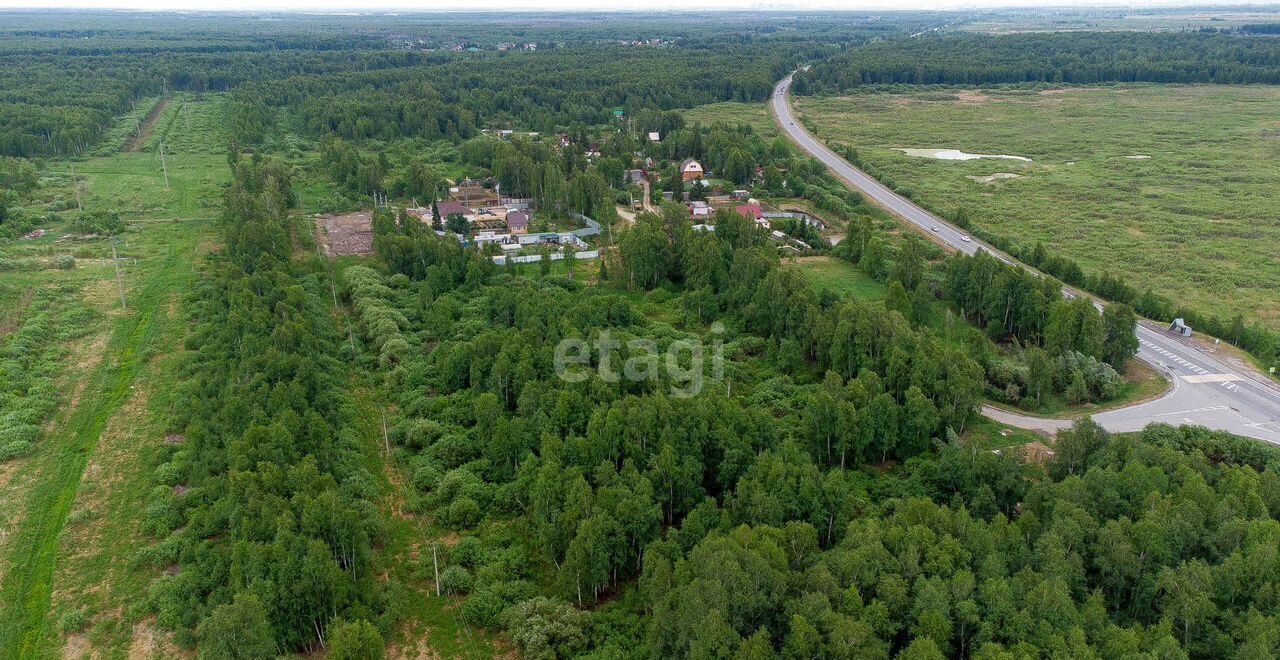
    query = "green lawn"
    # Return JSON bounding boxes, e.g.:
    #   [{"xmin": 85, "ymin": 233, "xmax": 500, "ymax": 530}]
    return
[
  {"xmin": 785, "ymin": 256, "xmax": 886, "ymax": 302},
  {"xmin": 795, "ymin": 85, "xmax": 1280, "ymax": 330}
]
